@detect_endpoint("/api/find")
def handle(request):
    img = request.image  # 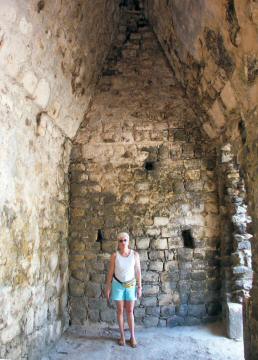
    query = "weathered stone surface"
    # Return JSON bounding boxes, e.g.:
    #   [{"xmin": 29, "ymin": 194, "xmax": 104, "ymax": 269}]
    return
[
  {"xmin": 160, "ymin": 306, "xmax": 176, "ymax": 317},
  {"xmin": 8, "ymin": 1, "xmax": 258, "ymax": 357},
  {"xmin": 0, "ymin": 0, "xmax": 120, "ymax": 357},
  {"xmin": 69, "ymin": 278, "xmax": 85, "ymax": 297},
  {"xmin": 188, "ymin": 304, "xmax": 206, "ymax": 317},
  {"xmin": 208, "ymin": 101, "xmax": 226, "ymax": 129},
  {"xmin": 100, "ymin": 309, "xmax": 116, "ymax": 323},
  {"xmin": 141, "ymin": 297, "xmax": 158, "ymax": 307},
  {"xmin": 220, "ymin": 82, "xmax": 237, "ymax": 111},
  {"xmin": 22, "ymin": 71, "xmax": 38, "ymax": 94},
  {"xmin": 167, "ymin": 315, "xmax": 185, "ymax": 327},
  {"xmin": 85, "ymin": 282, "xmax": 101, "ymax": 298},
  {"xmin": 145, "ymin": 2, "xmax": 258, "ymax": 354},
  {"xmin": 226, "ymin": 302, "xmax": 243, "ymax": 340},
  {"xmin": 137, "ymin": 238, "xmax": 150, "ymax": 250},
  {"xmin": 143, "ymin": 285, "xmax": 160, "ymax": 296},
  {"xmin": 34, "ymin": 79, "xmax": 51, "ymax": 108},
  {"xmin": 88, "ymin": 309, "xmax": 100, "ymax": 322},
  {"xmin": 146, "ymin": 306, "xmax": 161, "ymax": 316},
  {"xmin": 154, "ymin": 217, "xmax": 169, "ymax": 226},
  {"xmin": 149, "ymin": 261, "xmax": 164, "ymax": 272},
  {"xmin": 143, "ymin": 316, "xmax": 159, "ymax": 327},
  {"xmin": 143, "ymin": 271, "xmax": 159, "ymax": 283},
  {"xmin": 151, "ymin": 238, "xmax": 168, "ymax": 250}
]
